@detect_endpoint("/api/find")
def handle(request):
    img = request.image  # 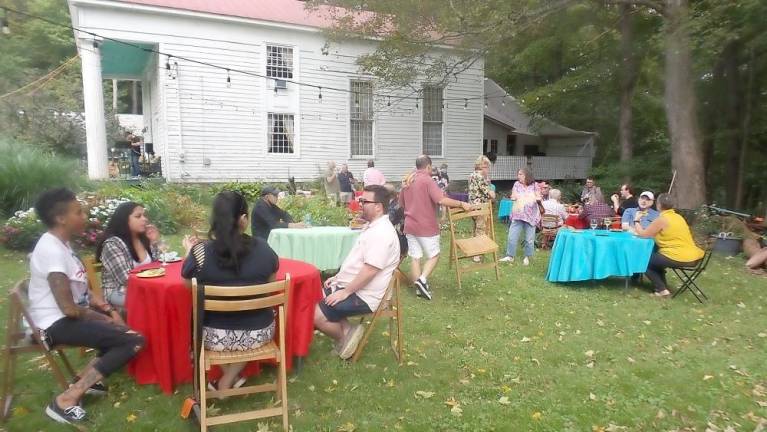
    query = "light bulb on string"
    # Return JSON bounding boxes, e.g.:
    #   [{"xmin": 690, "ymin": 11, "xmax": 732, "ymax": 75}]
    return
[
  {"xmin": 172, "ymin": 61, "xmax": 178, "ymax": 80},
  {"xmin": 165, "ymin": 56, "xmax": 172, "ymax": 76},
  {"xmin": 226, "ymin": 69, "xmax": 231, "ymax": 88},
  {"xmin": 354, "ymin": 92, "xmax": 360, "ymax": 108},
  {"xmin": 318, "ymin": 87, "xmax": 323, "ymax": 103},
  {"xmin": 387, "ymin": 96, "xmax": 391, "ymax": 107},
  {"xmin": 484, "ymin": 97, "xmax": 488, "ymax": 109},
  {"xmin": 415, "ymin": 98, "xmax": 419, "ymax": 110},
  {"xmin": 464, "ymin": 99, "xmax": 468, "ymax": 110}
]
